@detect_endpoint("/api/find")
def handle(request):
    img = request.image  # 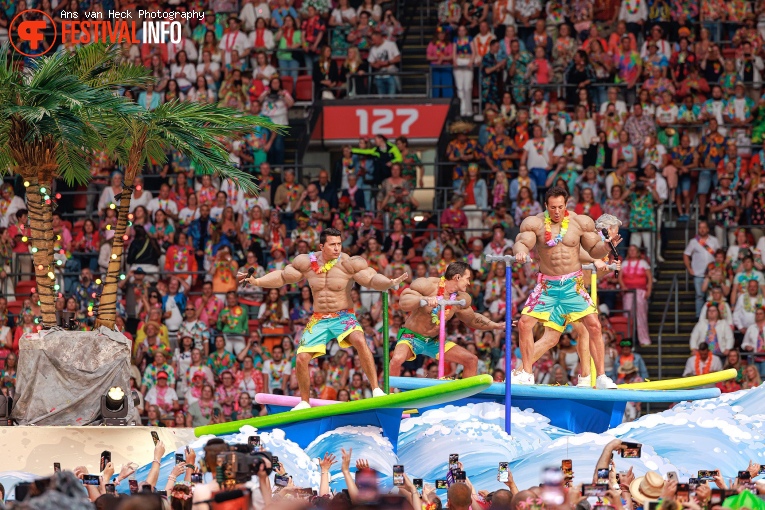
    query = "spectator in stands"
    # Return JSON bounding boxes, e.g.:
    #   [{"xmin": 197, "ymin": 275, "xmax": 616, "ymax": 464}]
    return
[
  {"xmin": 685, "ymin": 221, "xmax": 720, "ymax": 317},
  {"xmin": 368, "ymin": 30, "xmax": 401, "ymax": 95},
  {"xmin": 313, "ymin": 45, "xmax": 340, "ymax": 99},
  {"xmin": 428, "ymin": 27, "xmax": 454, "ymax": 98},
  {"xmin": 260, "ymin": 77, "xmax": 294, "ymax": 165},
  {"xmin": 683, "ymin": 342, "xmax": 723, "ymax": 376},
  {"xmin": 614, "ymin": 339, "xmax": 648, "ymax": 380},
  {"xmin": 732, "ymin": 257, "xmax": 765, "ymax": 305},
  {"xmin": 619, "ymin": 245, "xmax": 653, "ymax": 346},
  {"xmin": 452, "ymin": 24, "xmax": 474, "ymax": 116},
  {"xmin": 733, "ymin": 280, "xmax": 765, "ymax": 335},
  {"xmin": 742, "ymin": 306, "xmax": 765, "ymax": 375},
  {"xmin": 690, "ymin": 304, "xmax": 734, "ymax": 363}
]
